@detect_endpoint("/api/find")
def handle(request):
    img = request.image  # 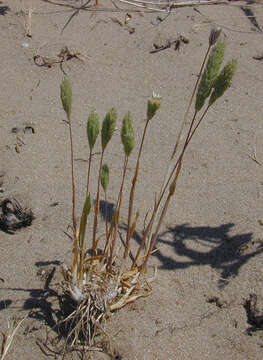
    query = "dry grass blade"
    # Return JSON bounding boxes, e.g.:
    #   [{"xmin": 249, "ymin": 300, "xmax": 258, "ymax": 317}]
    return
[
  {"xmin": 117, "ymin": 0, "xmax": 222, "ymax": 12},
  {"xmin": 0, "ymin": 316, "xmax": 27, "ymax": 360},
  {"xmin": 61, "ymin": 0, "xmax": 93, "ymax": 34}
]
